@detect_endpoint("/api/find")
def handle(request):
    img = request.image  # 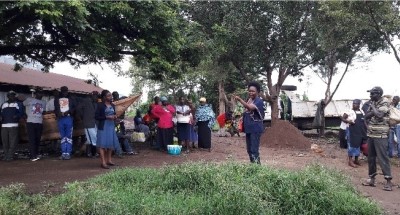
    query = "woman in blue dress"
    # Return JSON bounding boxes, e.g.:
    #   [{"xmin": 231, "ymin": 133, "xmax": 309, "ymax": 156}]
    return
[{"xmin": 95, "ymin": 90, "xmax": 119, "ymax": 169}]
